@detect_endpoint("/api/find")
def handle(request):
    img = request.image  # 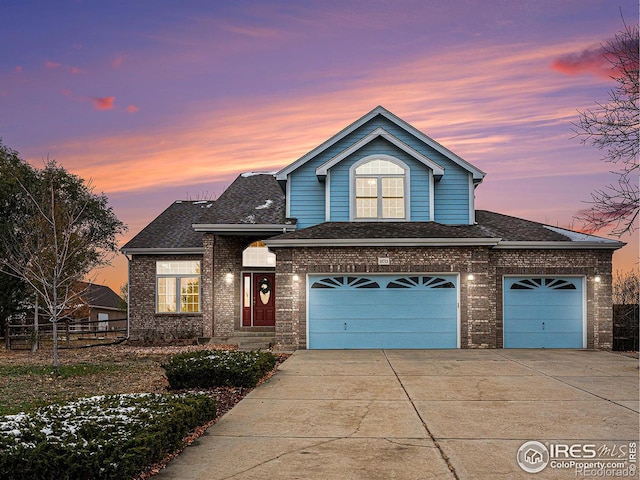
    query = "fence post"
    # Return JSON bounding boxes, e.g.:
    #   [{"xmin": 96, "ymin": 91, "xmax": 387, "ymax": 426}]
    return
[
  {"xmin": 5, "ymin": 323, "xmax": 9, "ymax": 349},
  {"xmin": 65, "ymin": 321, "xmax": 70, "ymax": 348}
]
